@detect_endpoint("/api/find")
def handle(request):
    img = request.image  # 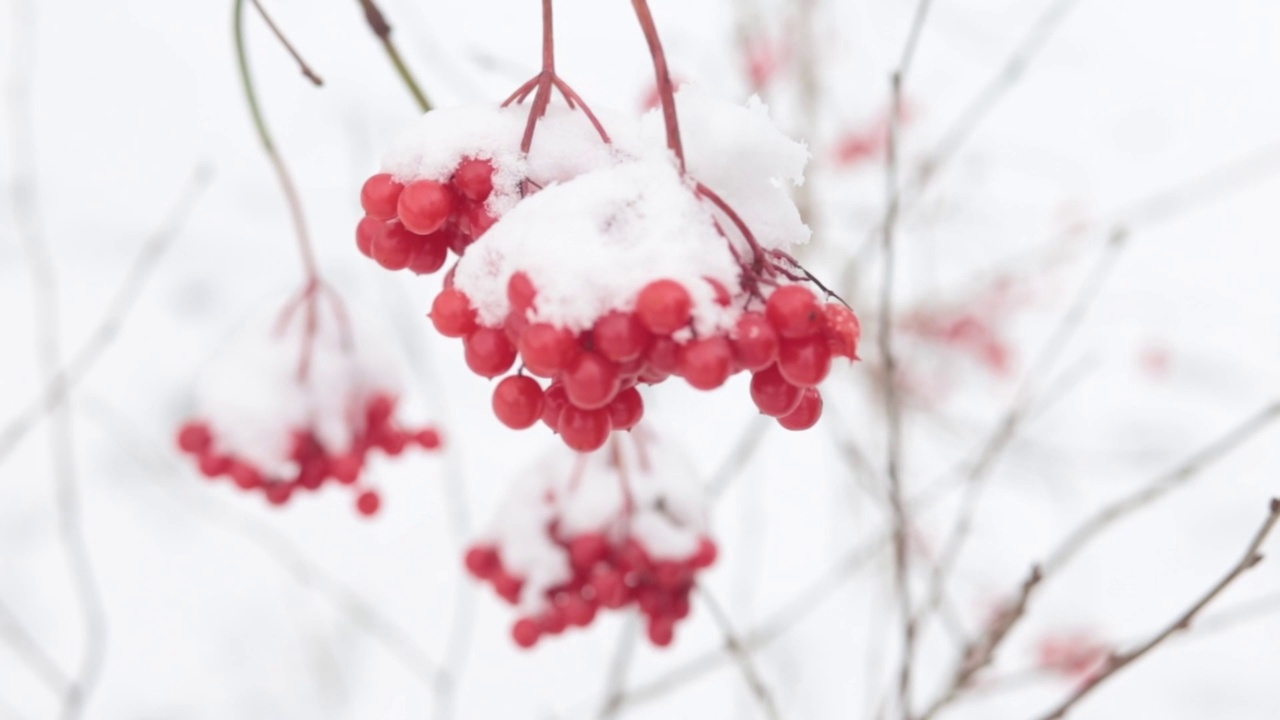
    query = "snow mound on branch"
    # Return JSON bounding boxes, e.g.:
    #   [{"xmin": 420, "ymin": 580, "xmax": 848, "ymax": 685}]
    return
[
  {"xmin": 193, "ymin": 293, "xmax": 402, "ymax": 473},
  {"xmin": 481, "ymin": 435, "xmax": 710, "ymax": 613},
  {"xmin": 453, "ymin": 160, "xmax": 742, "ymax": 334}
]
